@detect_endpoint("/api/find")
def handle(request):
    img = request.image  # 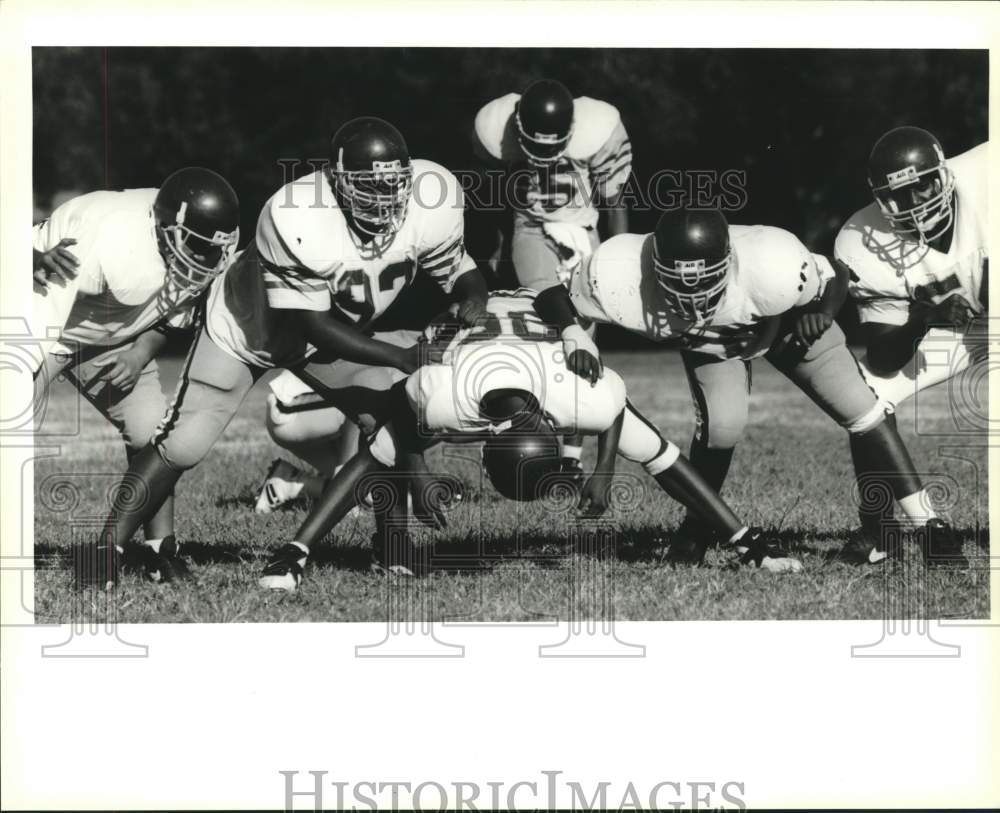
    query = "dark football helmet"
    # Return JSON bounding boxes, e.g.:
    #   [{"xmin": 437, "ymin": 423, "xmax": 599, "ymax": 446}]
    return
[
  {"xmin": 515, "ymin": 79, "xmax": 574, "ymax": 167},
  {"xmin": 153, "ymin": 167, "xmax": 240, "ymax": 291},
  {"xmin": 867, "ymin": 126, "xmax": 954, "ymax": 244},
  {"xmin": 329, "ymin": 116, "xmax": 413, "ymax": 245},
  {"xmin": 481, "ymin": 390, "xmax": 561, "ymax": 501},
  {"xmin": 652, "ymin": 208, "xmax": 734, "ymax": 322}
]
